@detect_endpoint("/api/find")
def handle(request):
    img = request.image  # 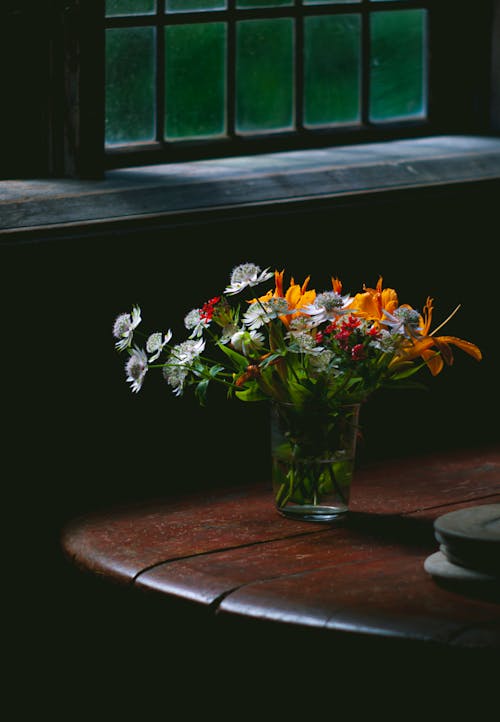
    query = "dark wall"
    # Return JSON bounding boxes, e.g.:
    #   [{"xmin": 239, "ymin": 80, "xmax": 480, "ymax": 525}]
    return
[{"xmin": 5, "ymin": 184, "xmax": 498, "ymax": 537}]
